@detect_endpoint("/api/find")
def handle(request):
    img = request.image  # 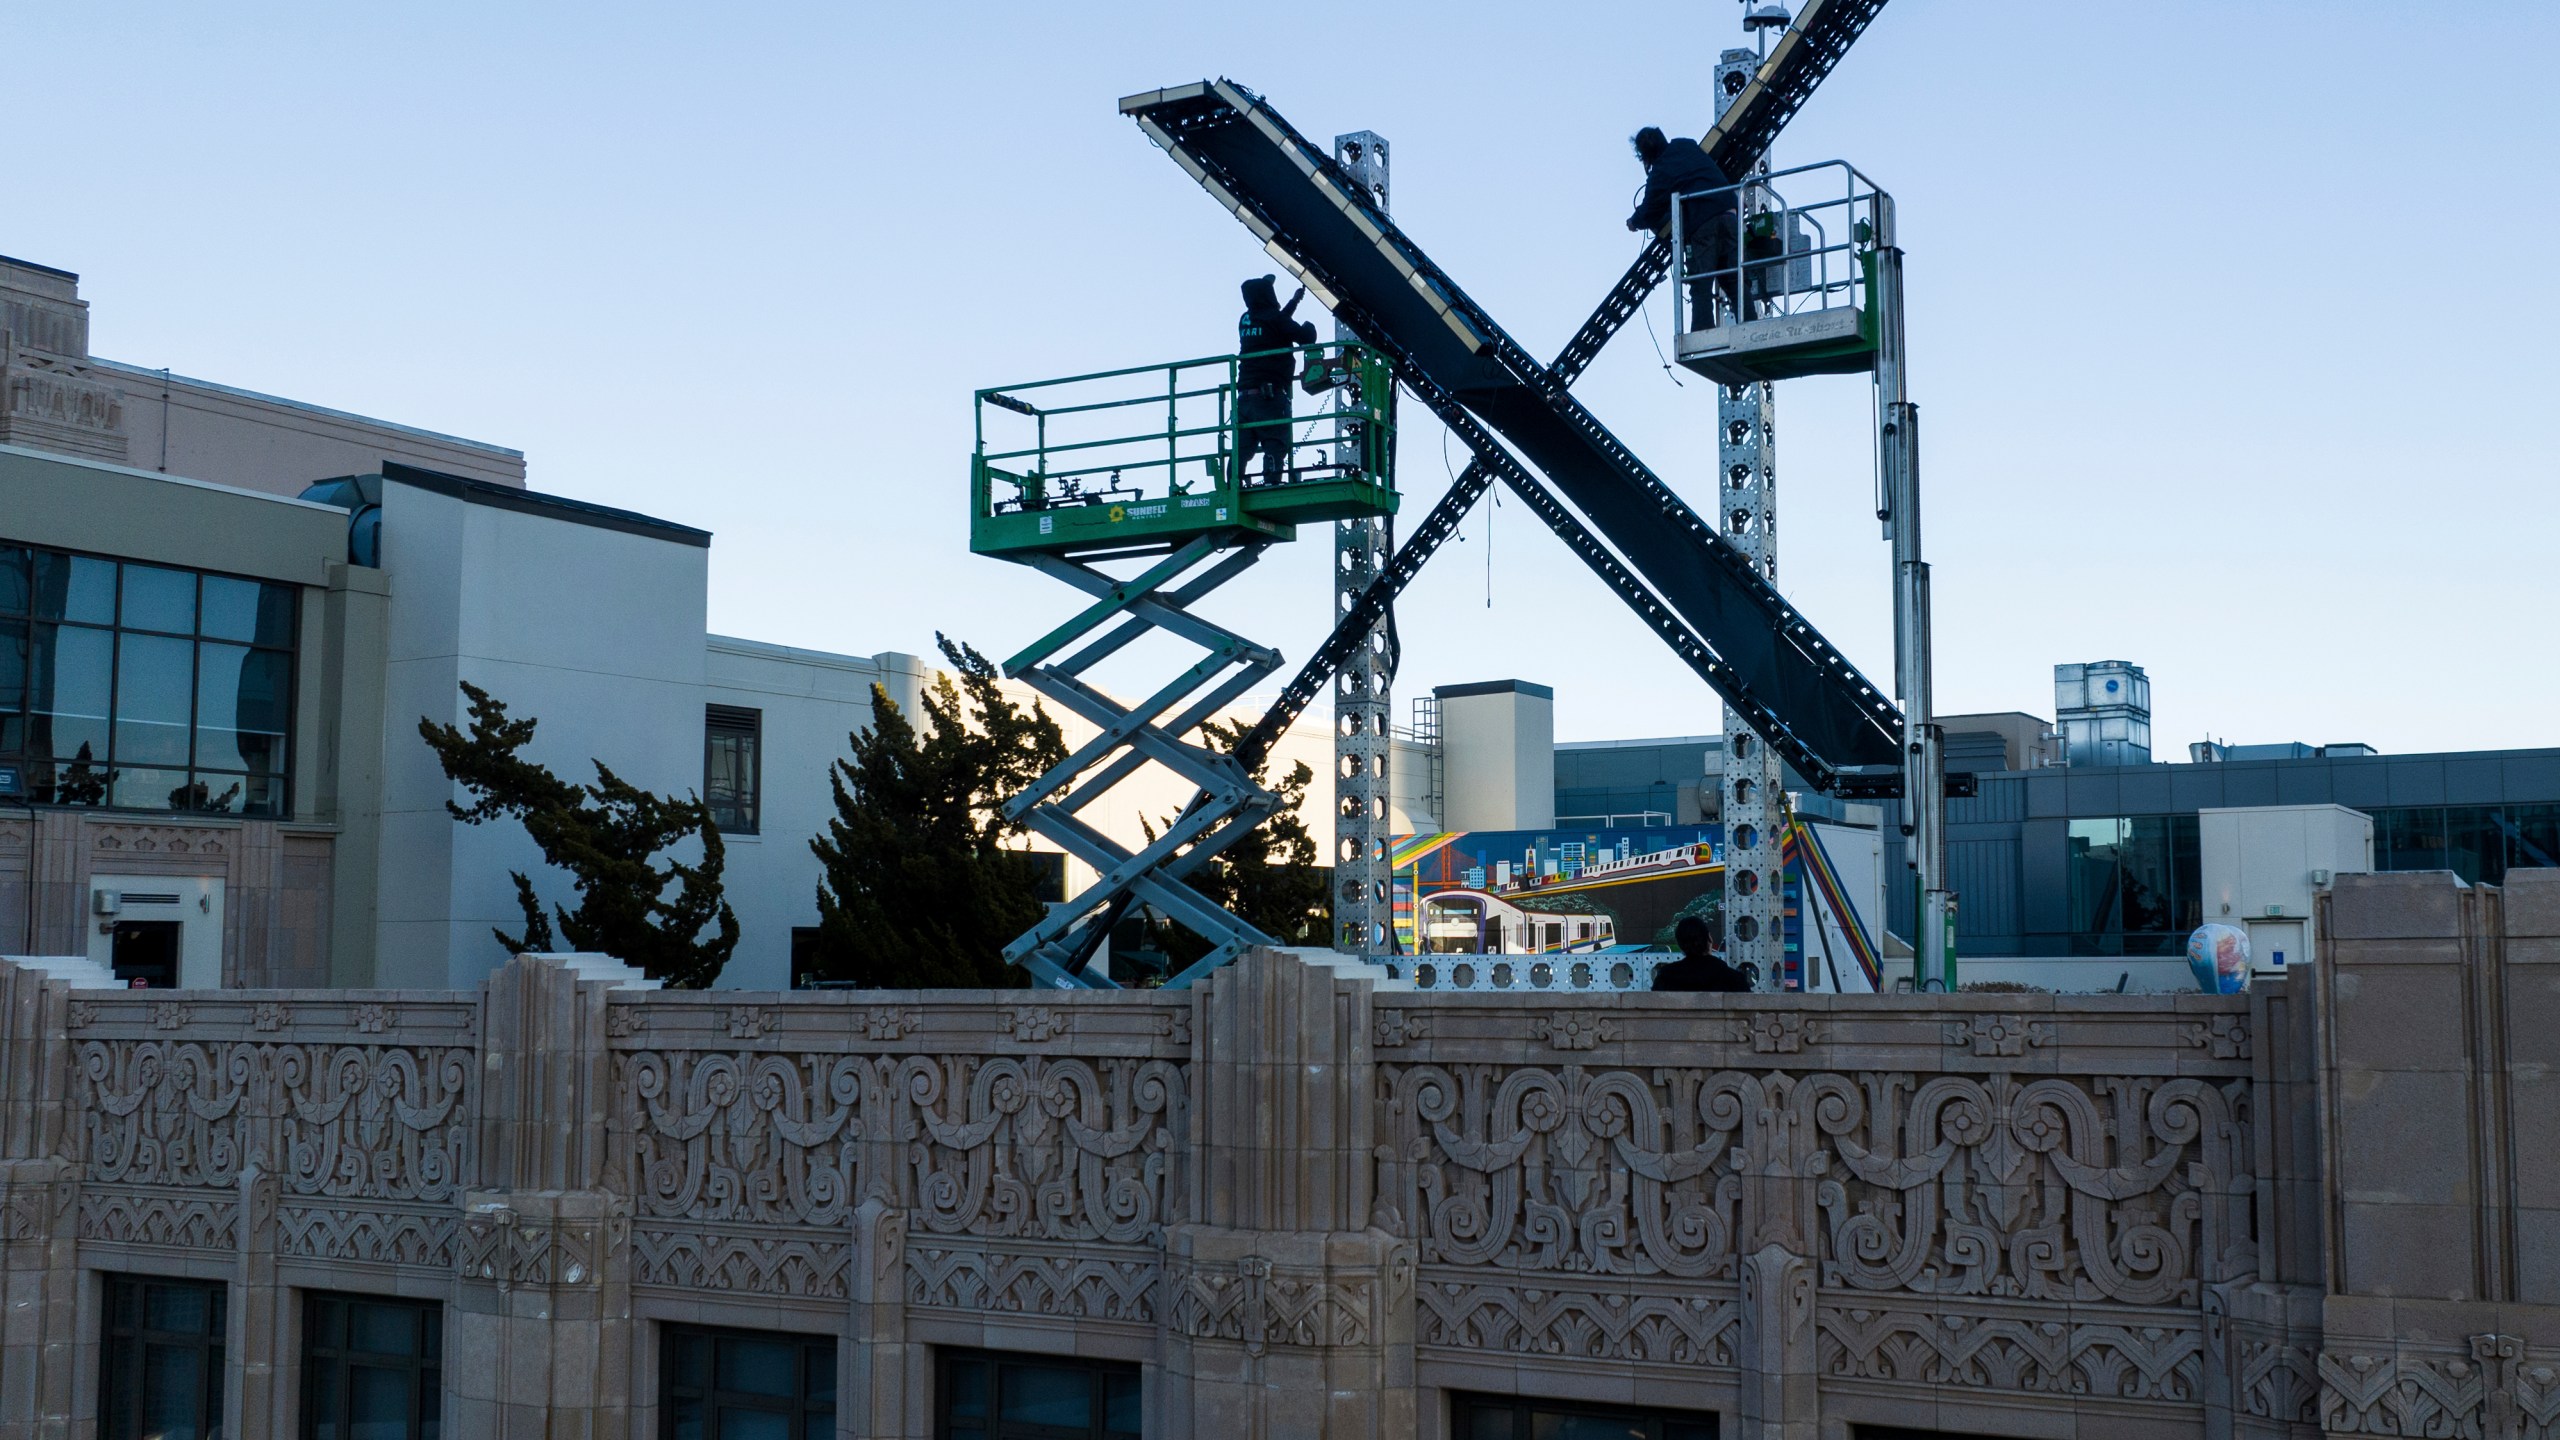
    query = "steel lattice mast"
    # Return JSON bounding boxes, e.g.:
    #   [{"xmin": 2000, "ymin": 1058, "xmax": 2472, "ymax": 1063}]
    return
[{"xmin": 1329, "ymin": 130, "xmax": 1396, "ymax": 956}]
